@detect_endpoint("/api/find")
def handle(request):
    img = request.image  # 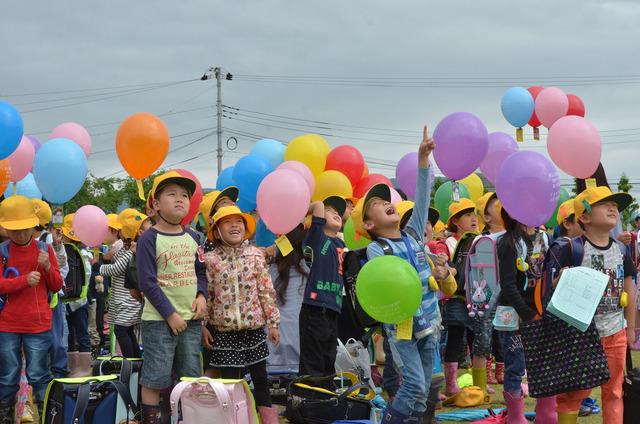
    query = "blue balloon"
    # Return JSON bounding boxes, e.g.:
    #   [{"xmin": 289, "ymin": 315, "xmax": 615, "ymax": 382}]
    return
[
  {"xmin": 237, "ymin": 196, "xmax": 256, "ymax": 213},
  {"xmin": 0, "ymin": 101, "xmax": 24, "ymax": 160},
  {"xmin": 500, "ymin": 87, "xmax": 535, "ymax": 128},
  {"xmin": 232, "ymin": 155, "xmax": 273, "ymax": 203},
  {"xmin": 255, "ymin": 219, "xmax": 277, "ymax": 247},
  {"xmin": 250, "ymin": 139, "xmax": 285, "ymax": 169},
  {"xmin": 4, "ymin": 173, "xmax": 42, "ymax": 199},
  {"xmin": 216, "ymin": 166, "xmax": 236, "ymax": 190},
  {"xmin": 33, "ymin": 138, "xmax": 87, "ymax": 204}
]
